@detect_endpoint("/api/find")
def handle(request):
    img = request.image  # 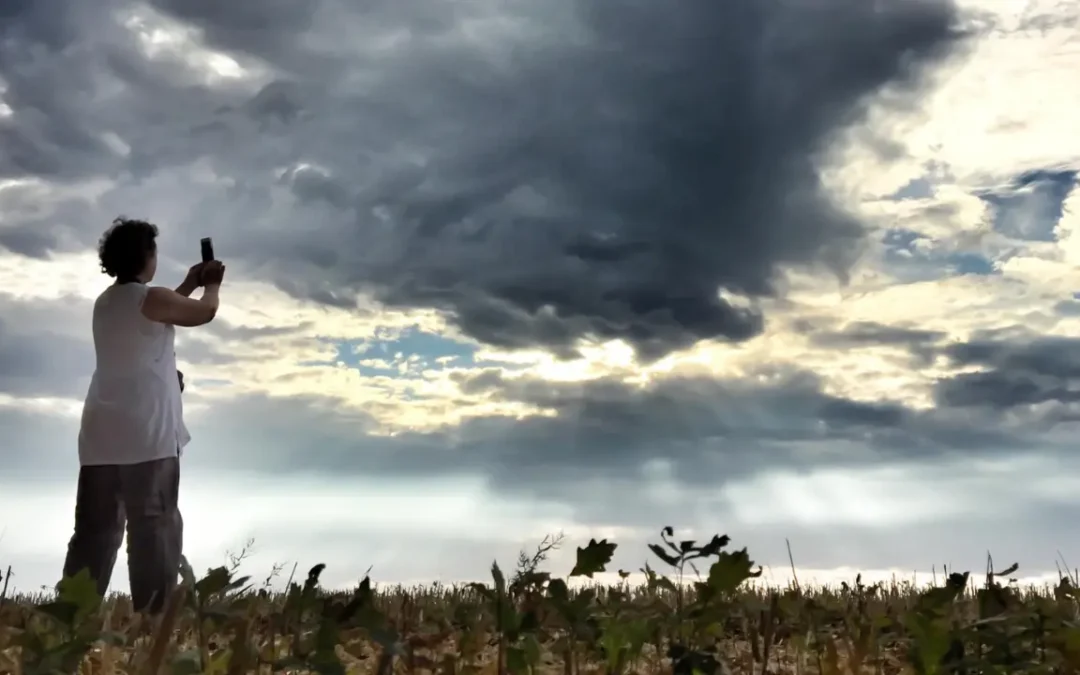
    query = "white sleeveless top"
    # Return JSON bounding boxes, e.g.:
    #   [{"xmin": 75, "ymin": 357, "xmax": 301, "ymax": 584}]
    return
[{"xmin": 78, "ymin": 283, "xmax": 191, "ymax": 466}]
